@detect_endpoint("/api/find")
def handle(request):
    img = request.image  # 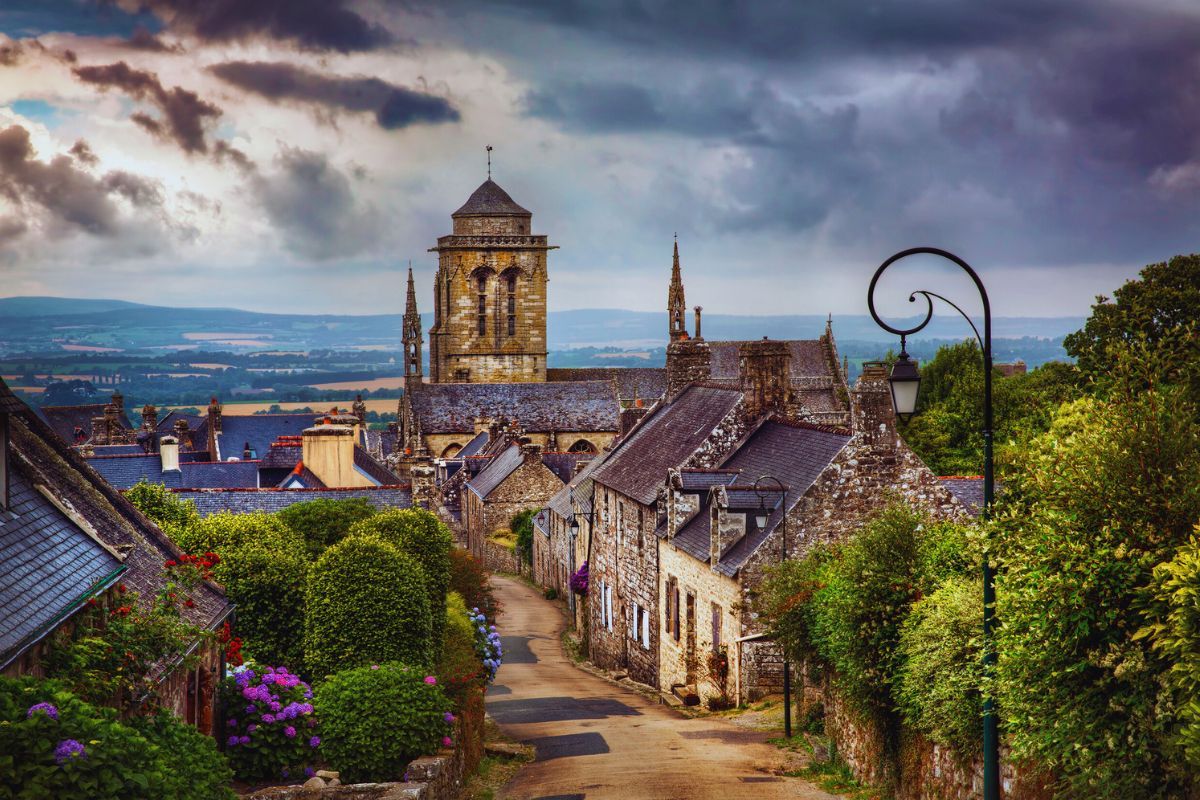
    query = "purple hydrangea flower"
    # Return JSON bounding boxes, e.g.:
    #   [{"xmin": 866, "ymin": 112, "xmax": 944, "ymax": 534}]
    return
[
  {"xmin": 55, "ymin": 739, "xmax": 86, "ymax": 765},
  {"xmin": 227, "ymin": 718, "xmax": 238, "ymax": 728},
  {"xmin": 309, "ymin": 735, "xmax": 321, "ymax": 748},
  {"xmin": 305, "ymin": 767, "xmax": 315, "ymax": 778},
  {"xmin": 26, "ymin": 702, "xmax": 58, "ymax": 720},
  {"xmin": 284, "ymin": 726, "xmax": 297, "ymax": 739},
  {"xmin": 248, "ymin": 724, "xmax": 257, "ymax": 733},
  {"xmin": 245, "ymin": 704, "xmax": 257, "ymax": 714},
  {"xmin": 262, "ymin": 713, "xmax": 275, "ymax": 724},
  {"xmin": 444, "ymin": 712, "xmax": 455, "ymax": 724},
  {"xmin": 239, "ymin": 735, "xmax": 251, "ymax": 745},
  {"xmin": 226, "ymin": 735, "xmax": 239, "ymax": 747},
  {"xmin": 442, "ymin": 736, "xmax": 453, "ymax": 748}
]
